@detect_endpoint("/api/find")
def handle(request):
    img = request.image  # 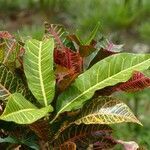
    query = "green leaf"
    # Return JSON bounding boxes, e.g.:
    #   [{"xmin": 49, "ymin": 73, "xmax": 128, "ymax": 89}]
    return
[
  {"xmin": 75, "ymin": 96, "xmax": 142, "ymax": 125},
  {"xmin": 0, "ymin": 135, "xmax": 39, "ymax": 150},
  {"xmin": 24, "ymin": 38, "xmax": 55, "ymax": 106},
  {"xmin": 56, "ymin": 53, "xmax": 150, "ymax": 117},
  {"xmin": 85, "ymin": 22, "xmax": 100, "ymax": 45},
  {"xmin": 0, "ymin": 136, "xmax": 17, "ymax": 144},
  {"xmin": 0, "ymin": 93, "xmax": 53, "ymax": 124},
  {"xmin": 0, "ymin": 64, "xmax": 32, "ymax": 101}
]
